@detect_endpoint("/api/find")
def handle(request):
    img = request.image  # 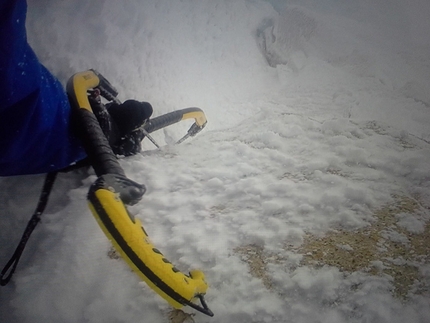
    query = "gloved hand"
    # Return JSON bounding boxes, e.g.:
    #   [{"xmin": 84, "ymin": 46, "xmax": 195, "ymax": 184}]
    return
[
  {"xmin": 90, "ymin": 95, "xmax": 153, "ymax": 157},
  {"xmin": 112, "ymin": 128, "xmax": 146, "ymax": 156},
  {"xmin": 108, "ymin": 100, "xmax": 153, "ymax": 134},
  {"xmin": 108, "ymin": 100, "xmax": 152, "ymax": 156}
]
